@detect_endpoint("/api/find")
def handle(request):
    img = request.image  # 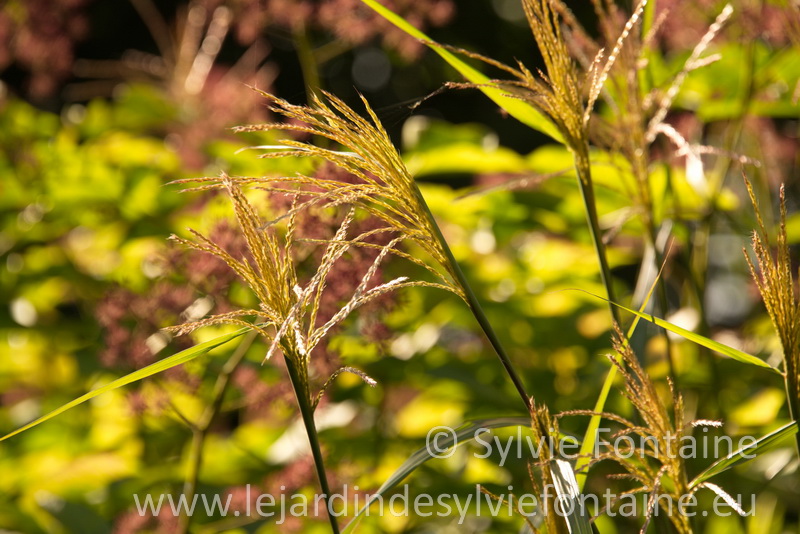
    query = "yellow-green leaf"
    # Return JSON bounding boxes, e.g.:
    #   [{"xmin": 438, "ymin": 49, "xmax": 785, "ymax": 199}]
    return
[
  {"xmin": 580, "ymin": 291, "xmax": 781, "ymax": 374},
  {"xmin": 0, "ymin": 328, "xmax": 250, "ymax": 442},
  {"xmin": 359, "ymin": 0, "xmax": 564, "ymax": 144},
  {"xmin": 342, "ymin": 417, "xmax": 529, "ymax": 533},
  {"xmin": 689, "ymin": 422, "xmax": 797, "ymax": 488}
]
